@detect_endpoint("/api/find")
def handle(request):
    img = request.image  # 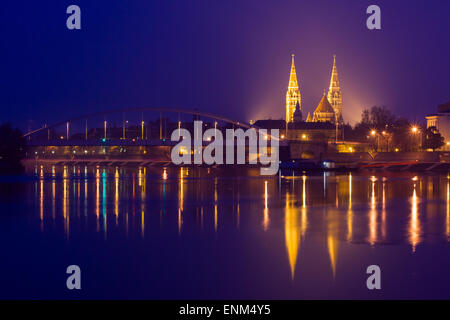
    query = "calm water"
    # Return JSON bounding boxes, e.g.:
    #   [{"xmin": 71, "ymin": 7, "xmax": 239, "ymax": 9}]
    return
[{"xmin": 1, "ymin": 165, "xmax": 450, "ymax": 299}]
